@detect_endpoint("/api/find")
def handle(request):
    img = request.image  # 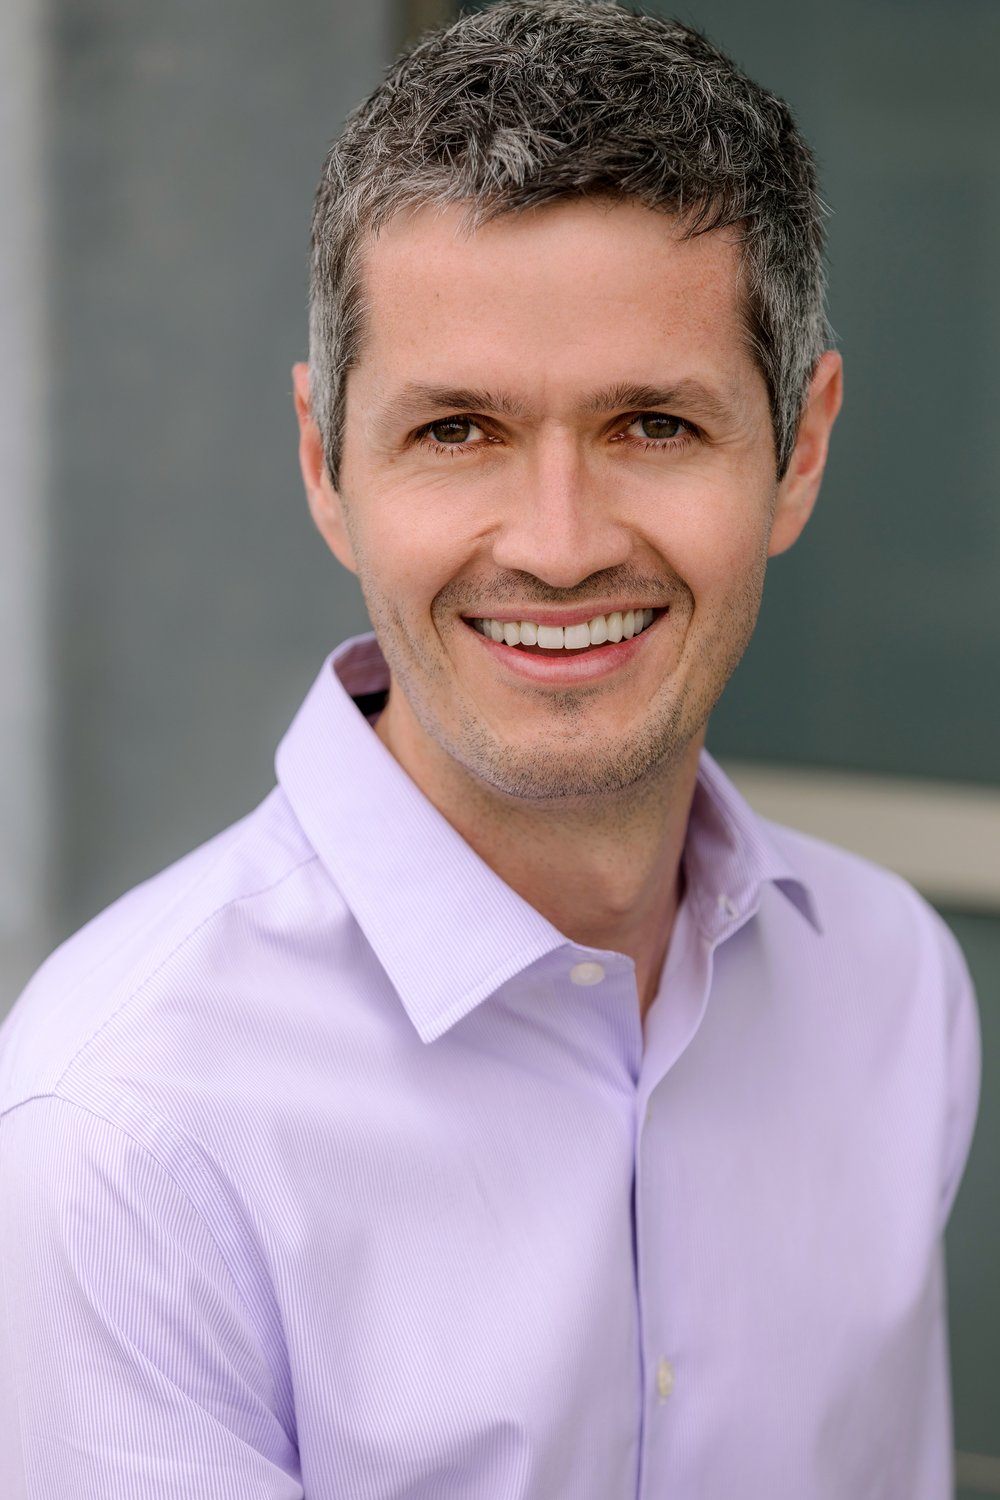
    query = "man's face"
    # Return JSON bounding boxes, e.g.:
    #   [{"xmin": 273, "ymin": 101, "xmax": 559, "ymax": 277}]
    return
[{"xmin": 299, "ymin": 197, "xmax": 835, "ymax": 806}]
